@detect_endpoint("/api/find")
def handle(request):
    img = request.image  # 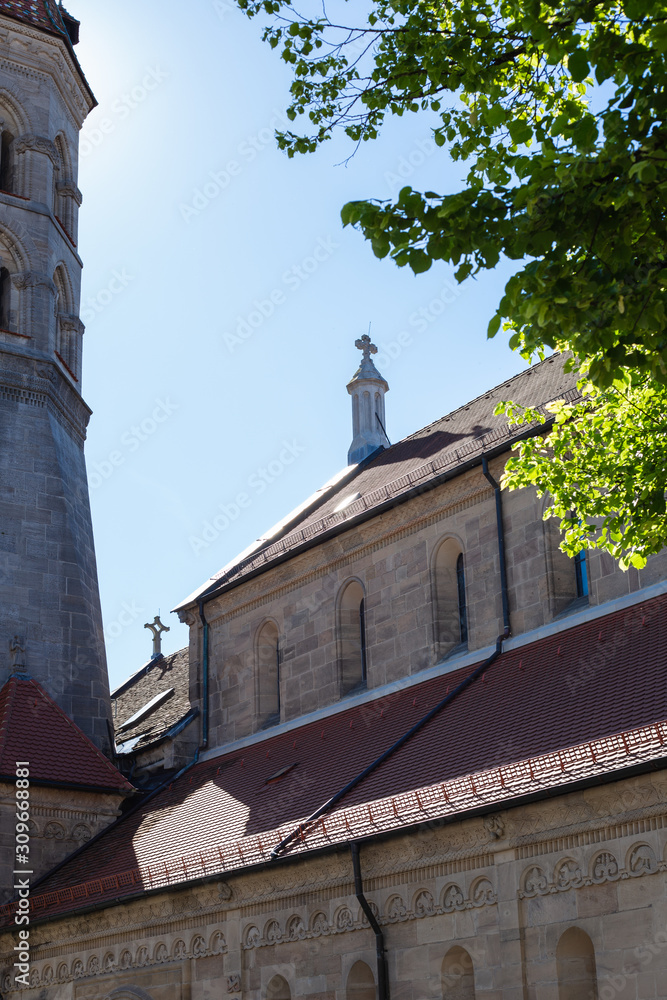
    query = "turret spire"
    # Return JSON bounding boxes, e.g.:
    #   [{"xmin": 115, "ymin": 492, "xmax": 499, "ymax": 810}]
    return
[{"xmin": 347, "ymin": 334, "xmax": 390, "ymax": 465}]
